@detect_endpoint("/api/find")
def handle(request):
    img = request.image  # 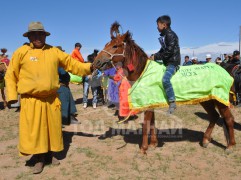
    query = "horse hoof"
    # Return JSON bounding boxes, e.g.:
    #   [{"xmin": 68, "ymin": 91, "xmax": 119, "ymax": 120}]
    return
[
  {"xmin": 202, "ymin": 142, "xmax": 209, "ymax": 148},
  {"xmin": 202, "ymin": 138, "xmax": 211, "ymax": 148},
  {"xmin": 135, "ymin": 151, "xmax": 147, "ymax": 159},
  {"xmin": 225, "ymin": 147, "xmax": 234, "ymax": 155},
  {"xmin": 148, "ymin": 144, "xmax": 157, "ymax": 150},
  {"xmin": 140, "ymin": 148, "xmax": 147, "ymax": 155}
]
